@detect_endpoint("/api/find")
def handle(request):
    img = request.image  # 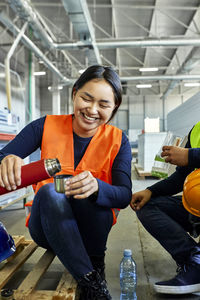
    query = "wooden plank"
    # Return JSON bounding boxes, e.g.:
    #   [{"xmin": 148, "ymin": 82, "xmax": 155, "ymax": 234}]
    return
[
  {"xmin": 0, "ymin": 236, "xmax": 78, "ymax": 300},
  {"xmin": 13, "ymin": 235, "xmax": 25, "ymax": 248},
  {"xmin": 7, "ymin": 236, "xmax": 26, "ymax": 262},
  {"xmin": 14, "ymin": 290, "xmax": 54, "ymax": 300},
  {"xmin": 15, "ymin": 250, "xmax": 55, "ymax": 299},
  {"xmin": 134, "ymin": 164, "xmax": 152, "ymax": 179},
  {"xmin": 12, "ymin": 236, "xmax": 35, "ymax": 248},
  {"xmin": 21, "ymin": 240, "xmax": 35, "ymax": 246},
  {"xmin": 0, "ymin": 241, "xmax": 38, "ymax": 289},
  {"xmin": 0, "ymin": 192, "xmax": 34, "ymax": 210},
  {"xmin": 52, "ymin": 270, "xmax": 77, "ymax": 300}
]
